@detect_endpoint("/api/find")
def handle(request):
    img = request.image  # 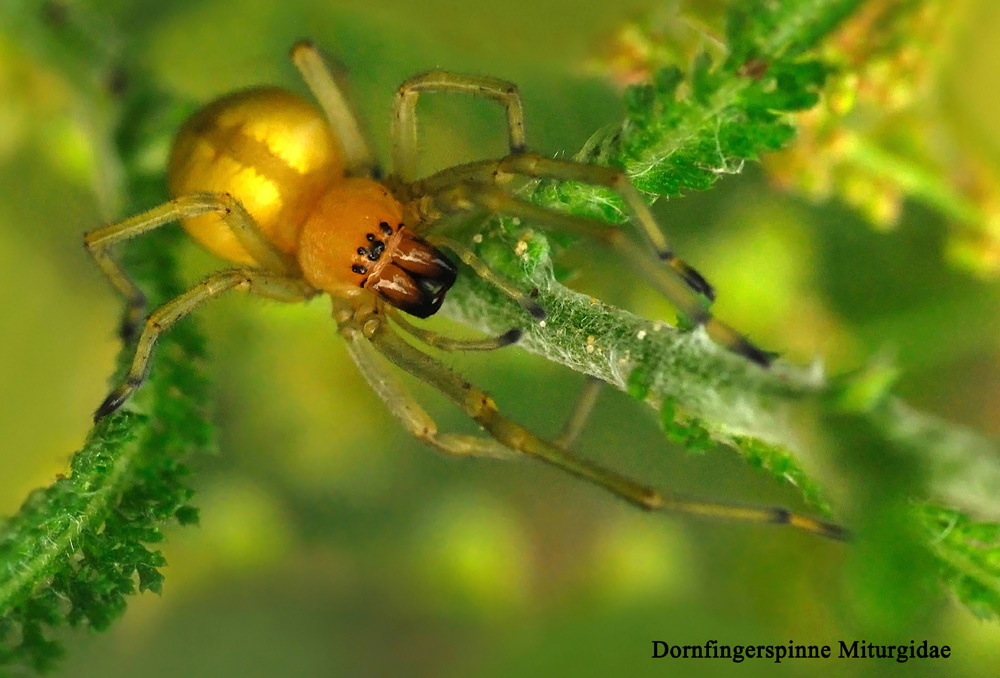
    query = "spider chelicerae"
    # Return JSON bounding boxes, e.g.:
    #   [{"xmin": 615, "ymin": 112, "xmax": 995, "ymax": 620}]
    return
[{"xmin": 85, "ymin": 40, "xmax": 846, "ymax": 541}]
